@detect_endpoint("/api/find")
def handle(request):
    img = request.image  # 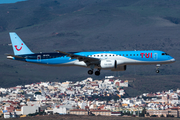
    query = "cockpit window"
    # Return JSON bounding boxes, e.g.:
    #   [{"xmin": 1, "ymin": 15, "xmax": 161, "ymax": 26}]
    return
[{"xmin": 162, "ymin": 53, "xmax": 169, "ymax": 55}]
